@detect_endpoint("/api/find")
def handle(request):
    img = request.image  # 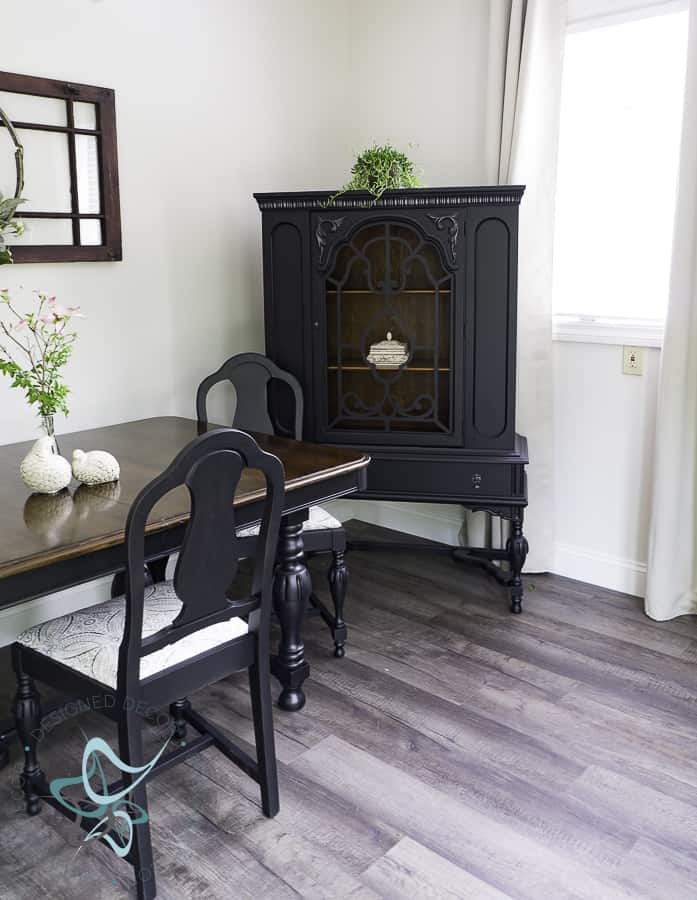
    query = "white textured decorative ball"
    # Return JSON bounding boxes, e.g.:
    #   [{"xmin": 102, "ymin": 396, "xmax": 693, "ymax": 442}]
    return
[
  {"xmin": 72, "ymin": 448, "xmax": 120, "ymax": 485},
  {"xmin": 20, "ymin": 436, "xmax": 72, "ymax": 495}
]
